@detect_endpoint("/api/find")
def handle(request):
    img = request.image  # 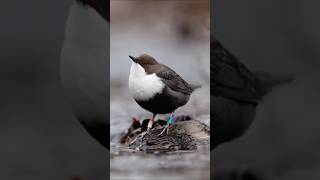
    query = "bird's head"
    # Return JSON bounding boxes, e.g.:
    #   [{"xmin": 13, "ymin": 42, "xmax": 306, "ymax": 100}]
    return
[{"xmin": 129, "ymin": 54, "xmax": 159, "ymax": 67}]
